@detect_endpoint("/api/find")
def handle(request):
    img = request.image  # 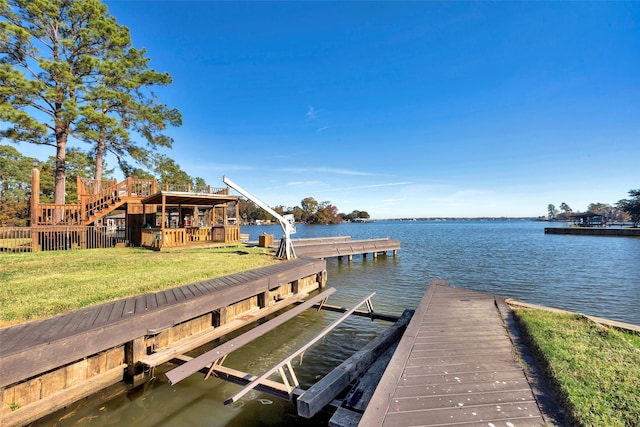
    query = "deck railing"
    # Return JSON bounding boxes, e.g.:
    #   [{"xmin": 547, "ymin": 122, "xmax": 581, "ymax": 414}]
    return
[
  {"xmin": 35, "ymin": 204, "xmax": 83, "ymax": 226},
  {"xmin": 141, "ymin": 225, "xmax": 240, "ymax": 250},
  {"xmin": 0, "ymin": 226, "xmax": 127, "ymax": 252},
  {"xmin": 157, "ymin": 182, "xmax": 229, "ymax": 195}
]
